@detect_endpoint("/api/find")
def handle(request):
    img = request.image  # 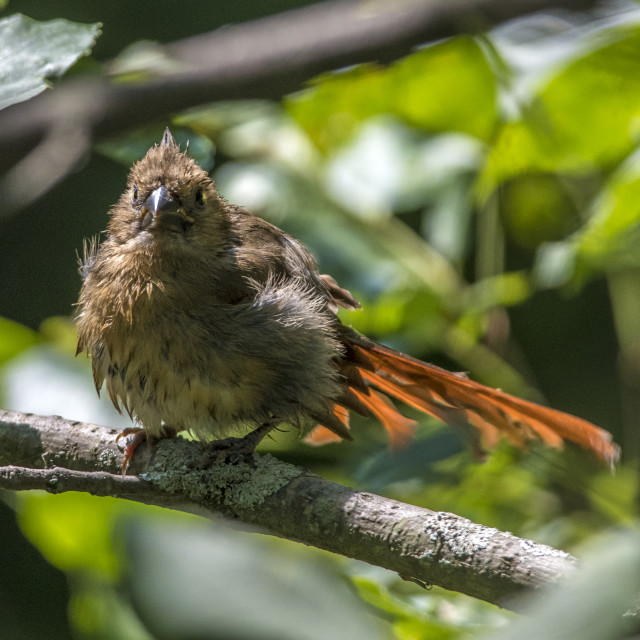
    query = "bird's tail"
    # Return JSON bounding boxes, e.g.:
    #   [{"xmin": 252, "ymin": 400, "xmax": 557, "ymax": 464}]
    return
[{"xmin": 307, "ymin": 336, "xmax": 620, "ymax": 468}]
